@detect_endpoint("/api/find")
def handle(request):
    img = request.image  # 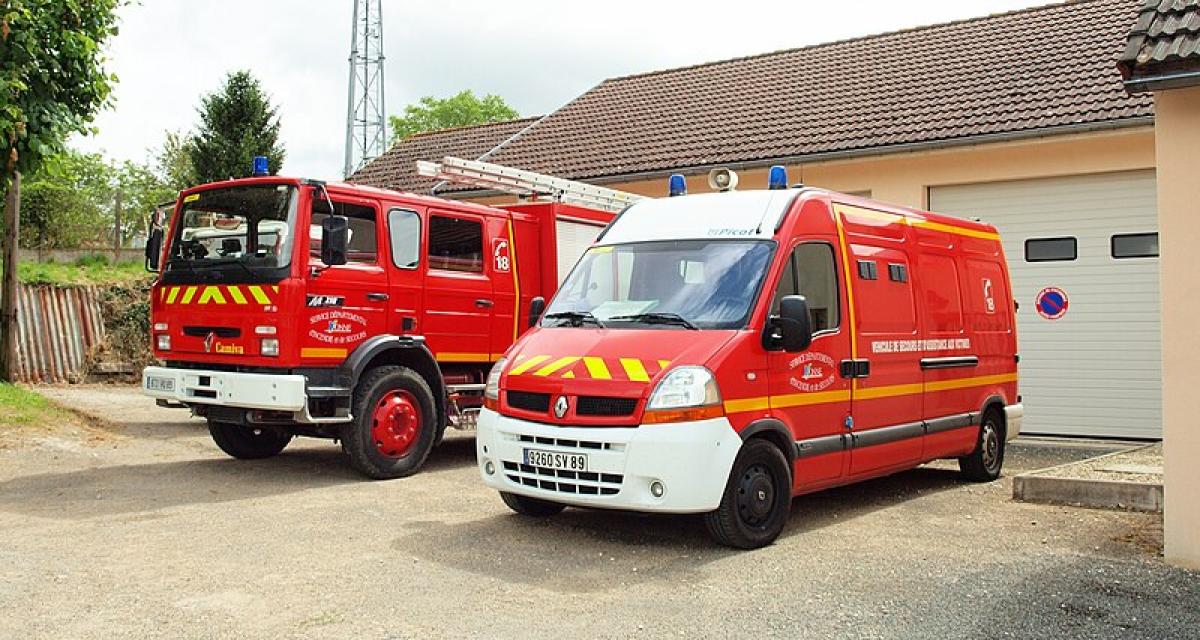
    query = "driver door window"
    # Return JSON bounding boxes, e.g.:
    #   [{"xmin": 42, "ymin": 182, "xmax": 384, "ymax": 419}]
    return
[
  {"xmin": 771, "ymin": 242, "xmax": 839, "ymax": 333},
  {"xmin": 312, "ymin": 201, "xmax": 379, "ymax": 265}
]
